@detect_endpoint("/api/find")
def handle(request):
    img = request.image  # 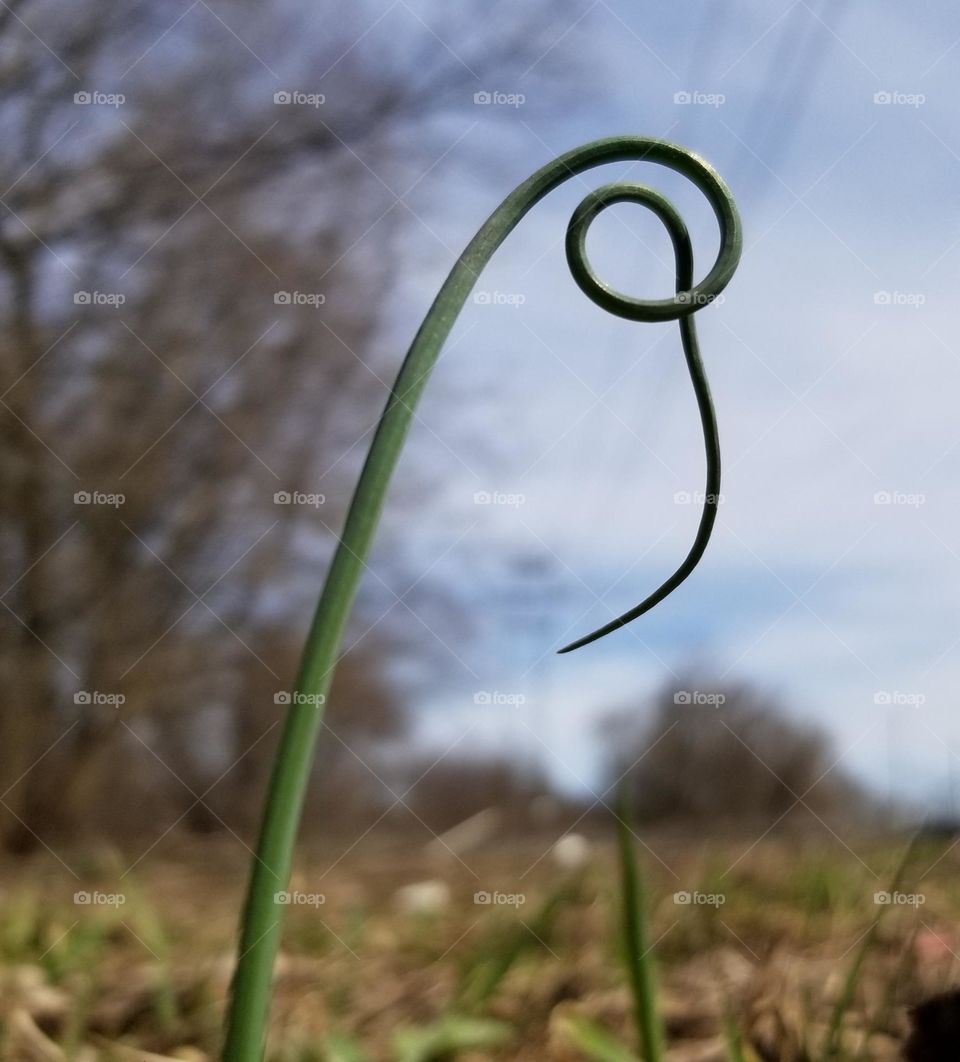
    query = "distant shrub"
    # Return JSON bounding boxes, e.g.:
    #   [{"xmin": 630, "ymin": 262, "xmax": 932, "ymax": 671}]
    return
[{"xmin": 602, "ymin": 677, "xmax": 865, "ymax": 829}]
